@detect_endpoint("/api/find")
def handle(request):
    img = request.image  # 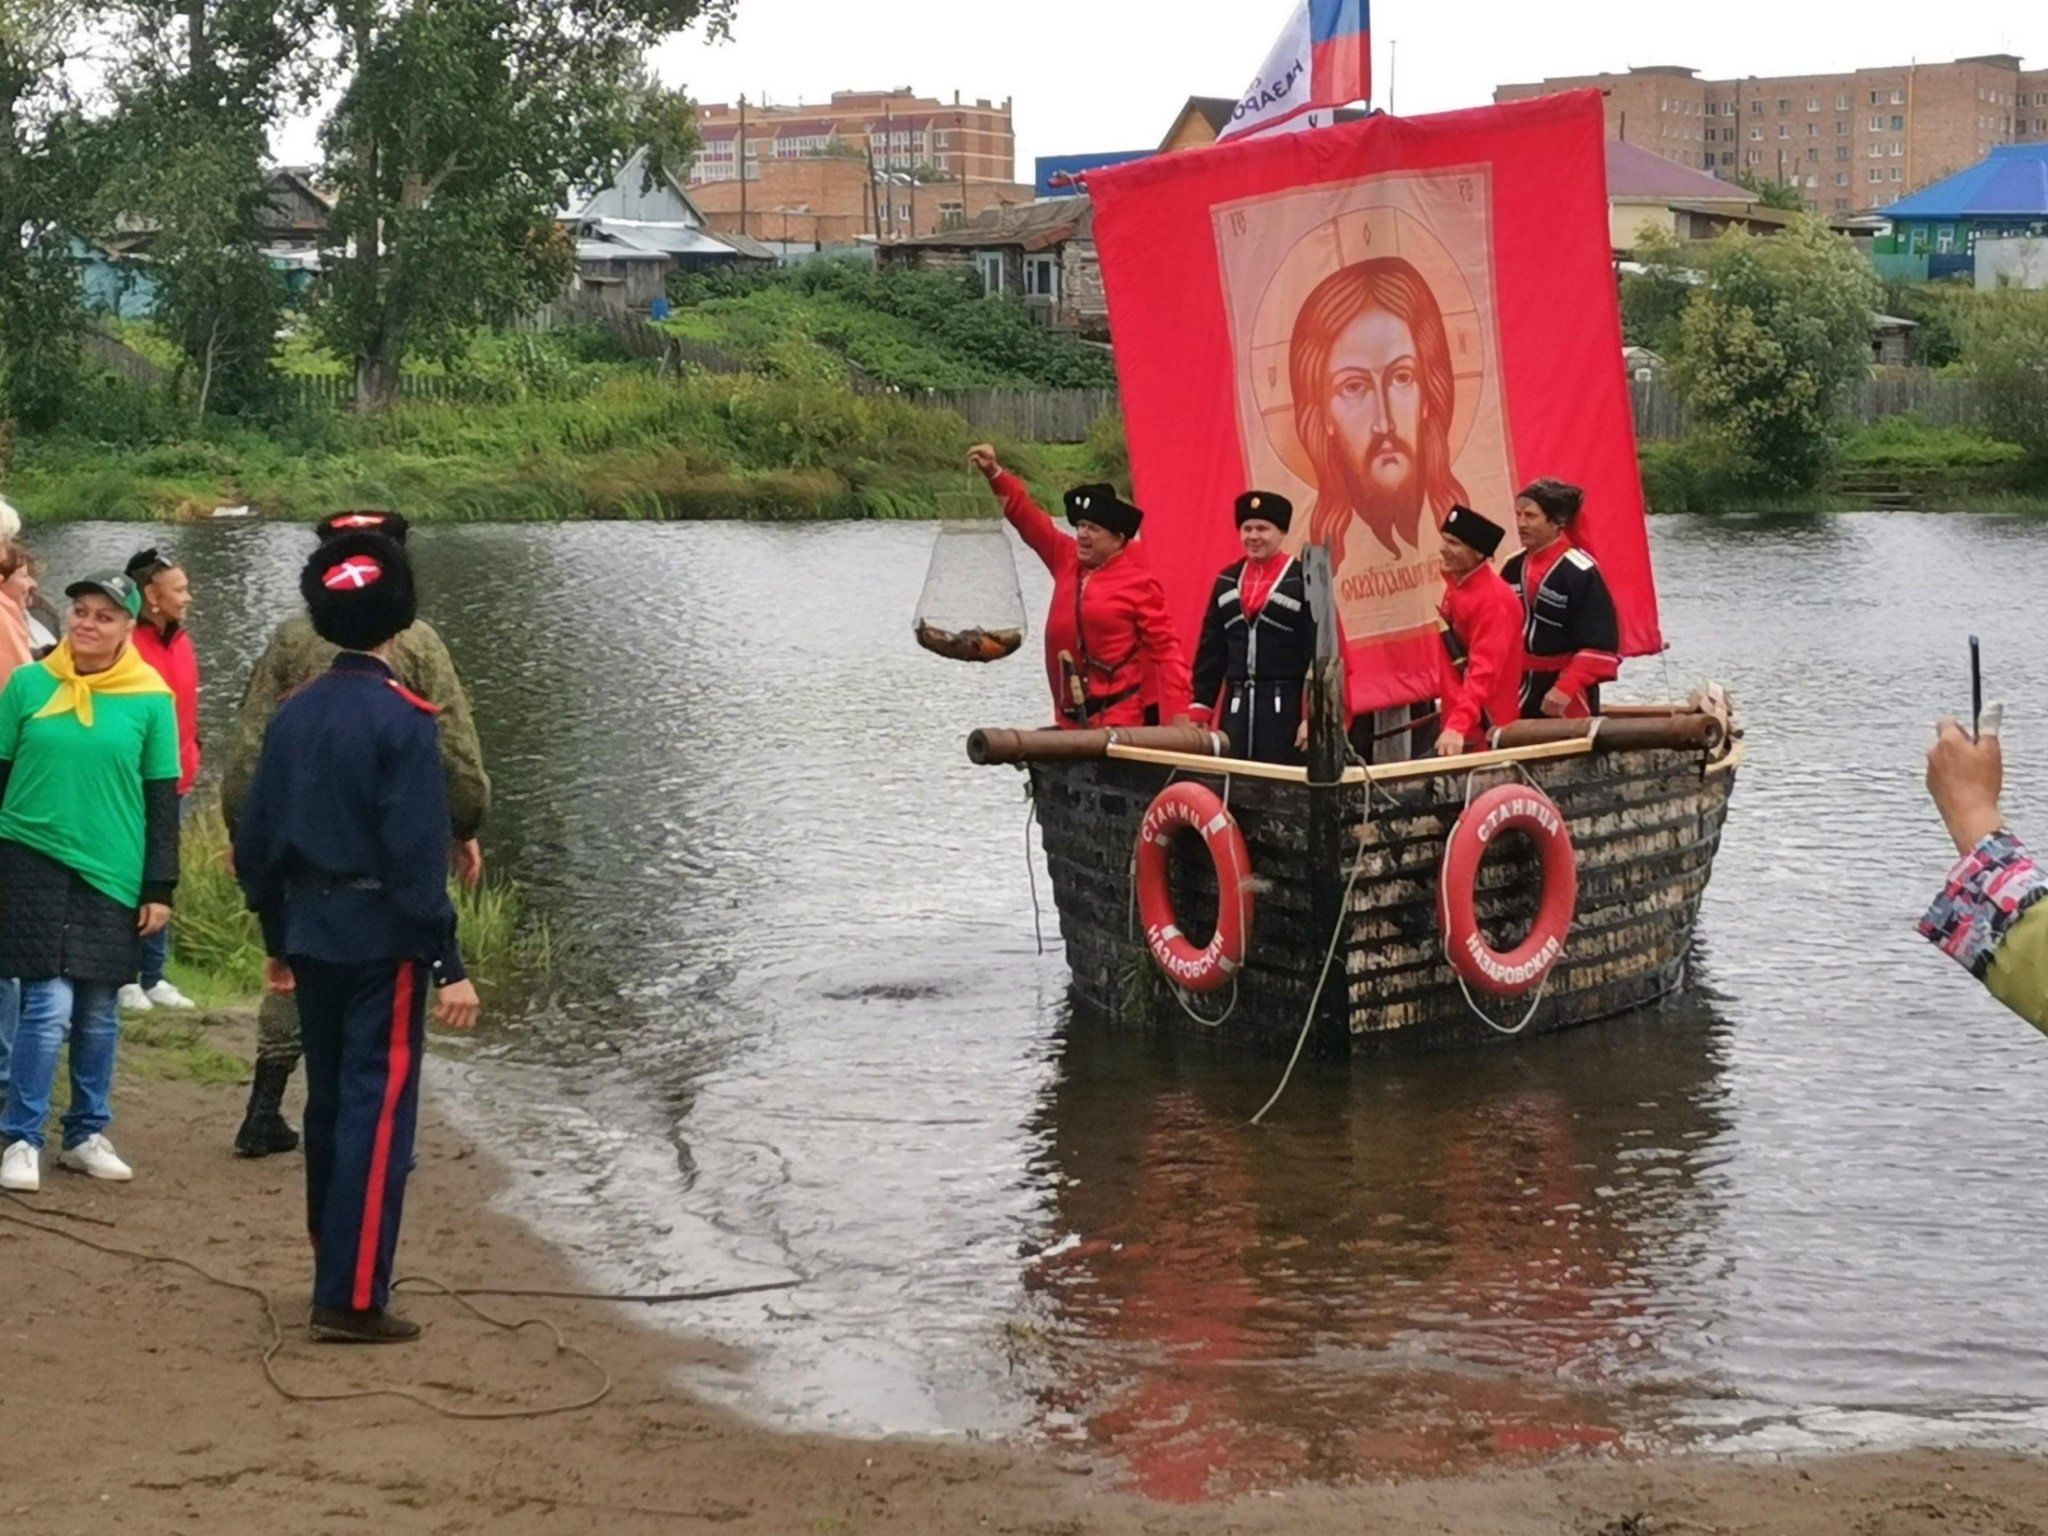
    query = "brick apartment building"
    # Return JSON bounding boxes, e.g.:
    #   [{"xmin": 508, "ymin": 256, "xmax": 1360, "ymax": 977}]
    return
[
  {"xmin": 687, "ymin": 88, "xmax": 1033, "ymax": 245},
  {"xmin": 1496, "ymin": 55, "xmax": 2048, "ymax": 214}
]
